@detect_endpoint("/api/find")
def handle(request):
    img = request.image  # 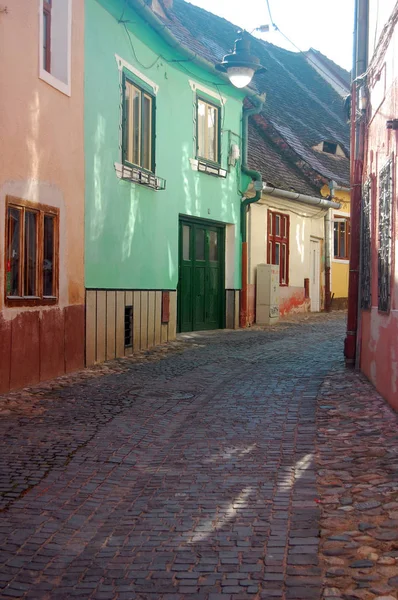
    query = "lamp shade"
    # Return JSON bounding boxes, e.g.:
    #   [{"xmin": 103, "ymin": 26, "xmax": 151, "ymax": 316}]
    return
[{"xmin": 216, "ymin": 32, "xmax": 266, "ymax": 89}]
